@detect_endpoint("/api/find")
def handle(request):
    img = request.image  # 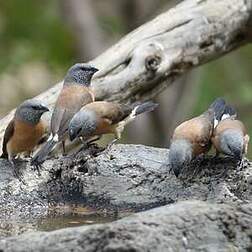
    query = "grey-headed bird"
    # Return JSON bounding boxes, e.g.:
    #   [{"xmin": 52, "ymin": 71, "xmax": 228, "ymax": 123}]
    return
[
  {"xmin": 68, "ymin": 101, "xmax": 158, "ymax": 146},
  {"xmin": 31, "ymin": 63, "xmax": 98, "ymax": 169},
  {"xmin": 211, "ymin": 105, "xmax": 249, "ymax": 160},
  {"xmin": 1, "ymin": 99, "xmax": 49, "ymax": 179},
  {"xmin": 168, "ymin": 98, "xmax": 226, "ymax": 177}
]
